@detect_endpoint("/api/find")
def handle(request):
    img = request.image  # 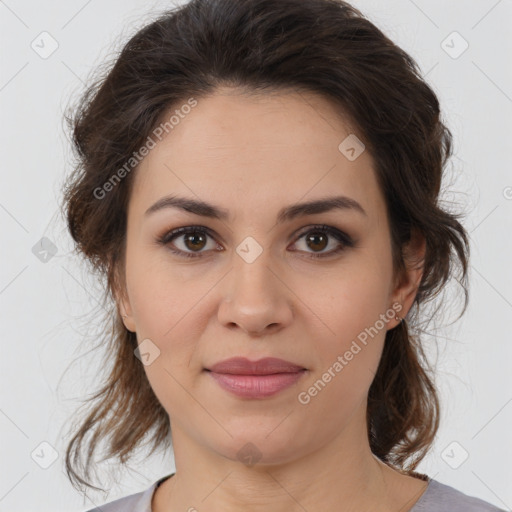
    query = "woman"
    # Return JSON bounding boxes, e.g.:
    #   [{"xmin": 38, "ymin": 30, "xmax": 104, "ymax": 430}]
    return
[{"xmin": 61, "ymin": 0, "xmax": 504, "ymax": 510}]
